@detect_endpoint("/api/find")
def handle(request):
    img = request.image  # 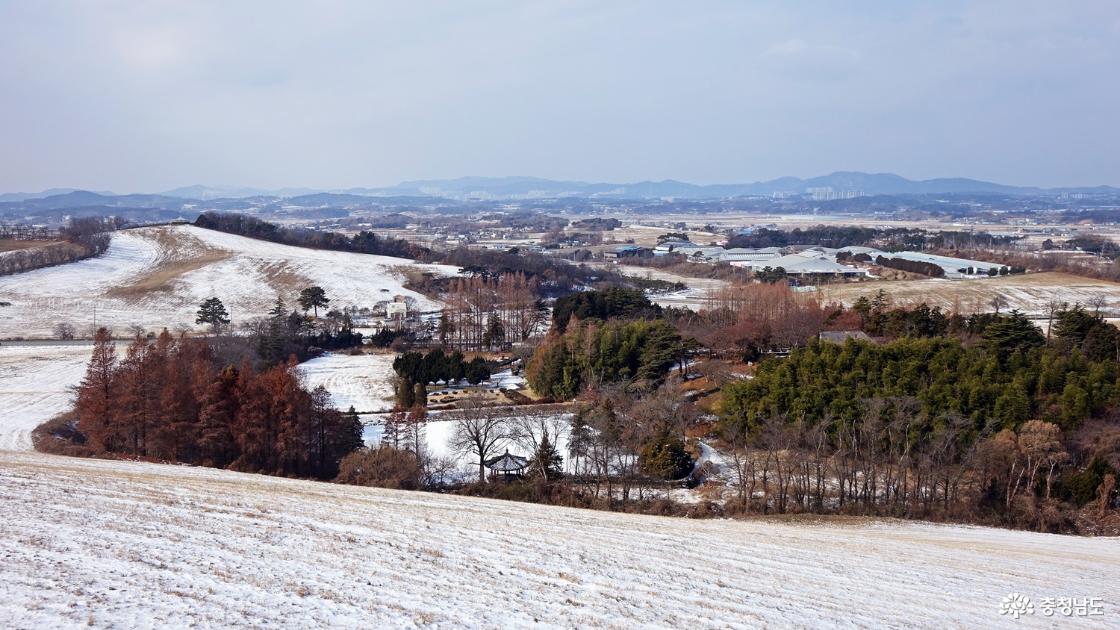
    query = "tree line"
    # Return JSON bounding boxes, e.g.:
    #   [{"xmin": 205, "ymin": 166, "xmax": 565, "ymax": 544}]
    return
[
  {"xmin": 874, "ymin": 255, "xmax": 946, "ymax": 277},
  {"xmin": 71, "ymin": 328, "xmax": 363, "ymax": 479},
  {"xmin": 727, "ymin": 226, "xmax": 1022, "ymax": 251},
  {"xmin": 197, "ymin": 211, "xmax": 635, "ymax": 304},
  {"xmin": 195, "ymin": 212, "xmax": 428, "ymax": 259},
  {"xmin": 0, "ymin": 217, "xmax": 115, "ymax": 276},
  {"xmin": 391, "ymin": 348, "xmax": 491, "ymax": 408},
  {"xmin": 717, "ymin": 315, "xmax": 1120, "ymax": 531},
  {"xmin": 526, "ymin": 318, "xmax": 686, "ymax": 399}
]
